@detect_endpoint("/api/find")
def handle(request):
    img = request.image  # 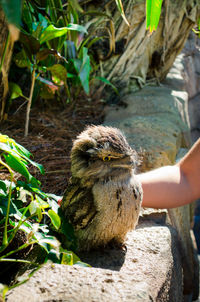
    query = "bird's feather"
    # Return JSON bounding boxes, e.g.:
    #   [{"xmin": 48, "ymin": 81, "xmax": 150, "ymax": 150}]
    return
[{"xmin": 61, "ymin": 178, "xmax": 98, "ymax": 231}]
